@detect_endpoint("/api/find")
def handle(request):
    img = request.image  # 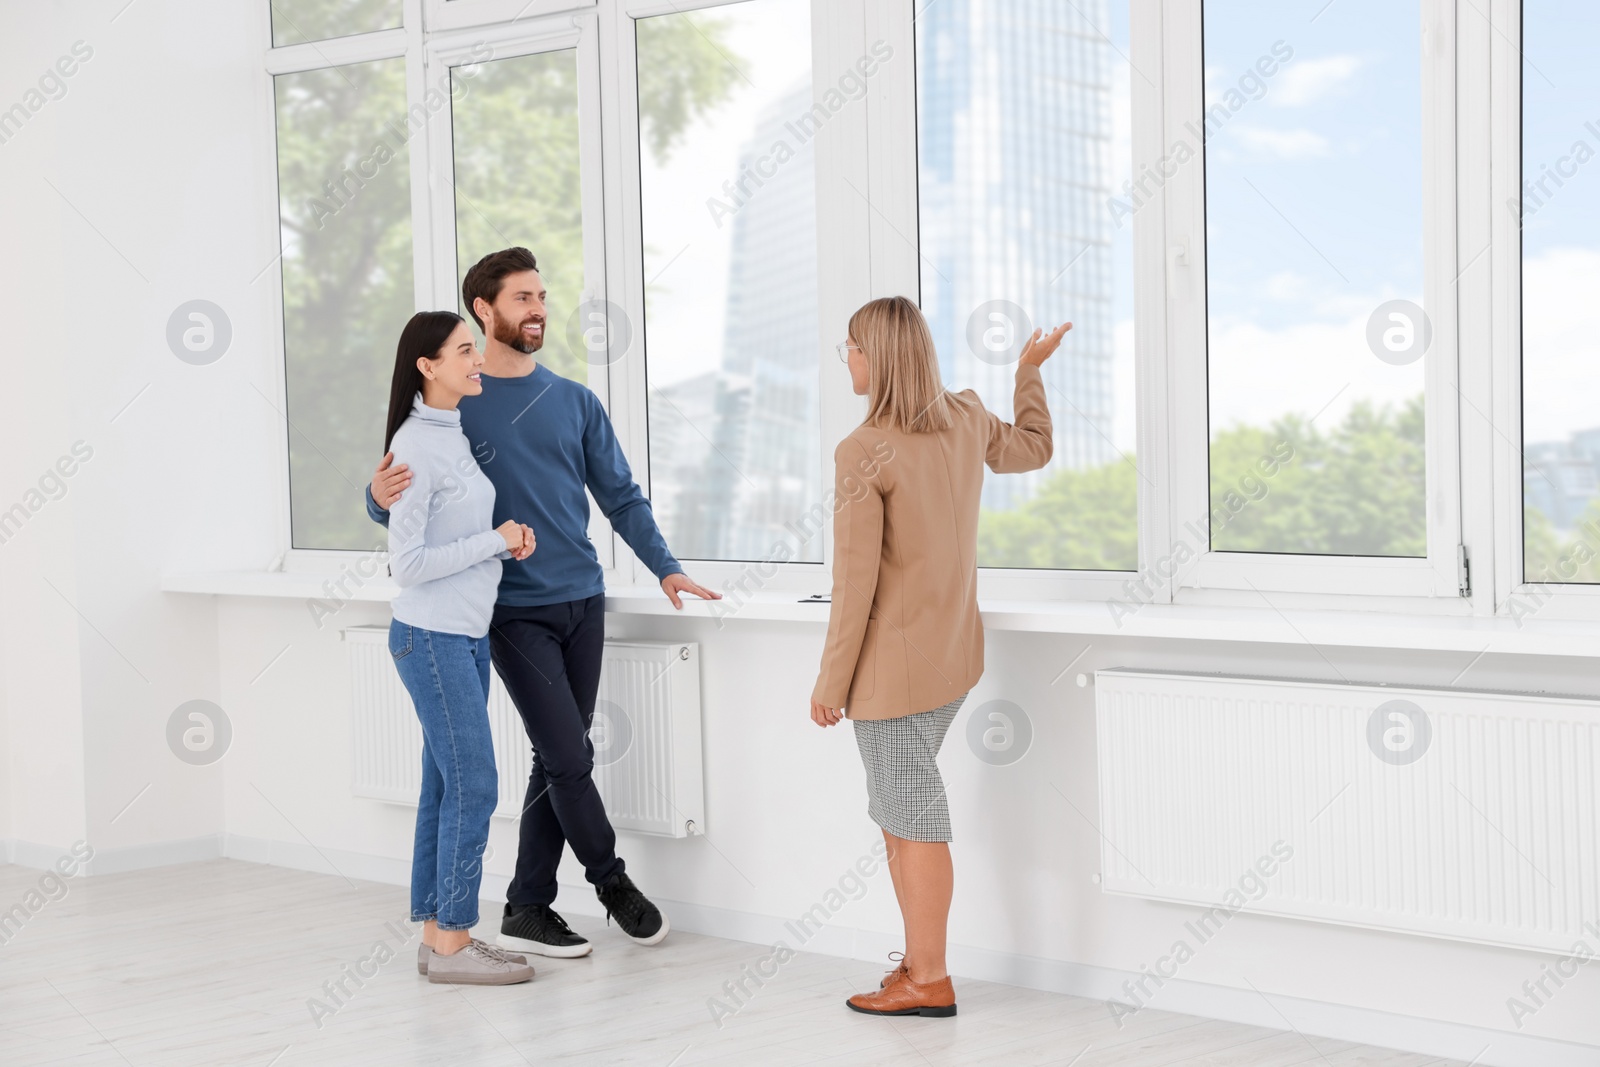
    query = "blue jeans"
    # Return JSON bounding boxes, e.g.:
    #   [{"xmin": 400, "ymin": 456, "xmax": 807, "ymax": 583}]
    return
[{"xmin": 389, "ymin": 620, "xmax": 499, "ymax": 931}]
